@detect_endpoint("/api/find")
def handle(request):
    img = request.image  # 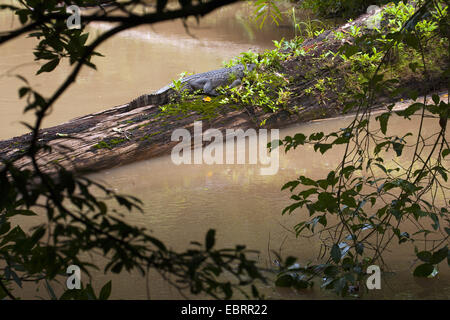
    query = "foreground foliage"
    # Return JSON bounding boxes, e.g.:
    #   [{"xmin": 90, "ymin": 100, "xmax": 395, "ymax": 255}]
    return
[
  {"xmin": 0, "ymin": 0, "xmax": 266, "ymax": 300},
  {"xmin": 271, "ymin": 0, "xmax": 449, "ymax": 296}
]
